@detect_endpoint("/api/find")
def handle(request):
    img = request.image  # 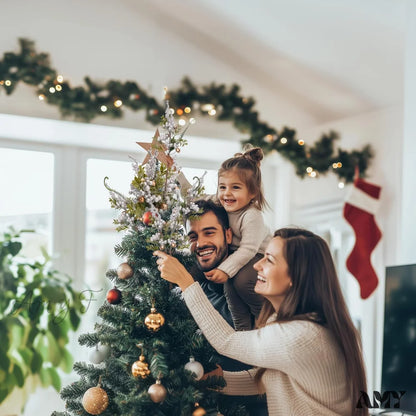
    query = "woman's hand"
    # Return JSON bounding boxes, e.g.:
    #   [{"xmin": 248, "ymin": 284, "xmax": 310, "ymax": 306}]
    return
[
  {"xmin": 201, "ymin": 364, "xmax": 224, "ymax": 381},
  {"xmin": 153, "ymin": 251, "xmax": 194, "ymax": 291}
]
